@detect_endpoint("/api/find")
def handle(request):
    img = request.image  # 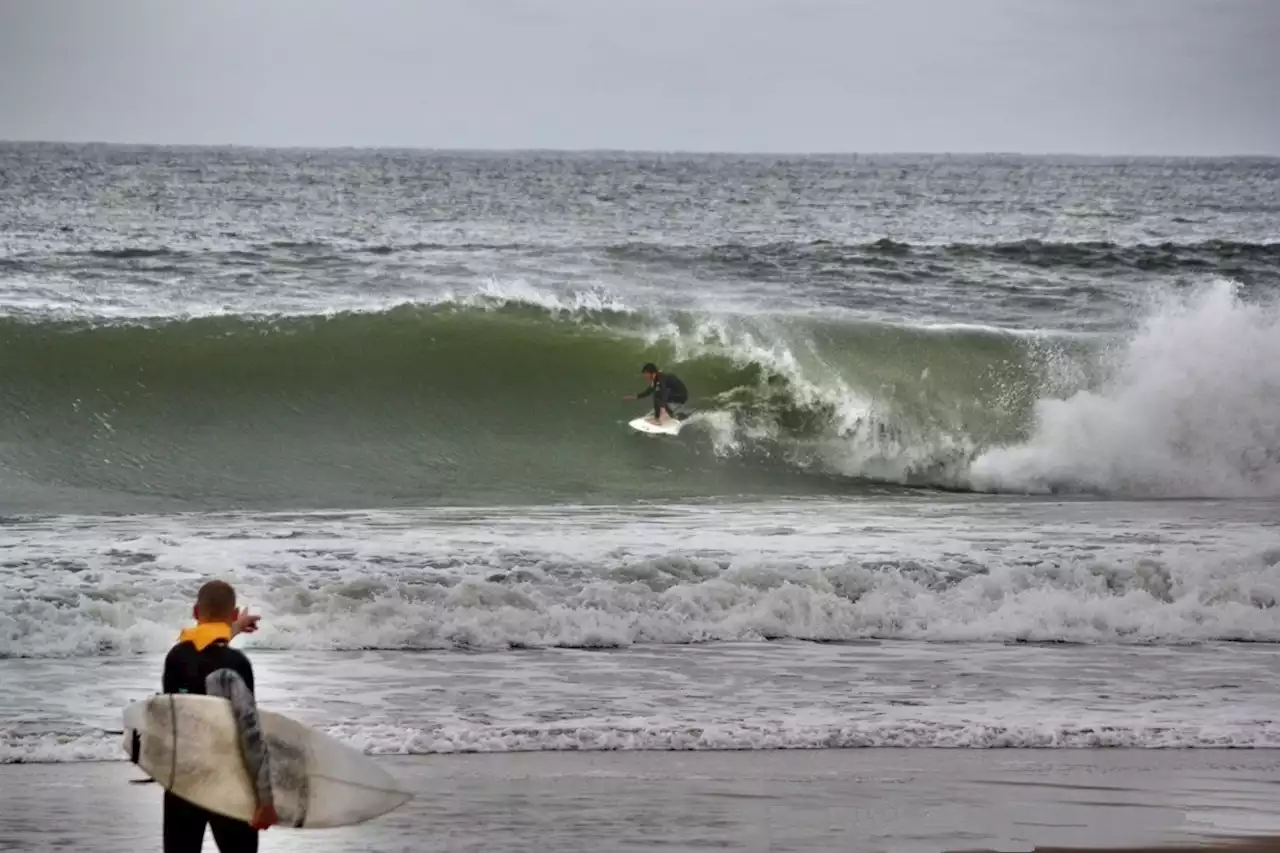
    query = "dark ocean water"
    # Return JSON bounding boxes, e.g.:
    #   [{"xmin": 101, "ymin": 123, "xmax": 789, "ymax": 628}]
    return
[
  {"xmin": 2, "ymin": 146, "xmax": 1280, "ymax": 765},
  {"xmin": 1, "ymin": 145, "xmax": 1278, "ymax": 510}
]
